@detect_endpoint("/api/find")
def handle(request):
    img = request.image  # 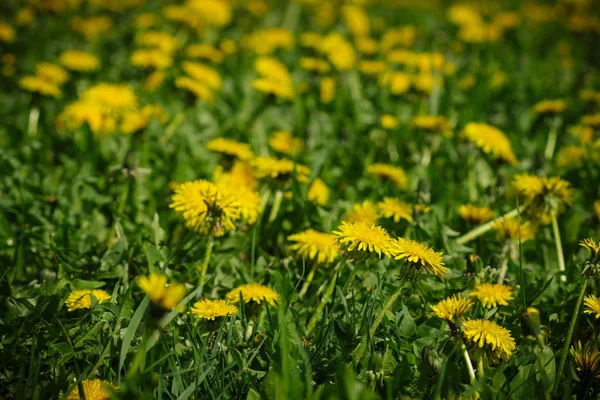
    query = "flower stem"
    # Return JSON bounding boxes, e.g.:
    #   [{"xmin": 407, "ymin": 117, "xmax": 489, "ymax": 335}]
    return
[
  {"xmin": 456, "ymin": 208, "xmax": 520, "ymax": 245},
  {"xmin": 497, "ymin": 243, "xmax": 512, "ymax": 284},
  {"xmin": 306, "ymin": 263, "xmax": 341, "ymax": 335},
  {"xmin": 268, "ymin": 190, "xmax": 284, "ymax": 223},
  {"xmin": 476, "ymin": 354, "xmax": 485, "ymax": 379},
  {"xmin": 461, "ymin": 344, "xmax": 476, "ymax": 384},
  {"xmin": 299, "ymin": 263, "xmax": 318, "ymax": 298},
  {"xmin": 199, "ymin": 235, "xmax": 214, "ymax": 291},
  {"xmin": 27, "ymin": 106, "xmax": 40, "ymax": 136},
  {"xmin": 550, "ymin": 210, "xmax": 566, "ymax": 282},
  {"xmin": 369, "ymin": 283, "xmax": 405, "ymax": 338},
  {"xmin": 544, "ymin": 122, "xmax": 559, "ymax": 161},
  {"xmin": 554, "ymin": 279, "xmax": 588, "ymax": 392}
]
